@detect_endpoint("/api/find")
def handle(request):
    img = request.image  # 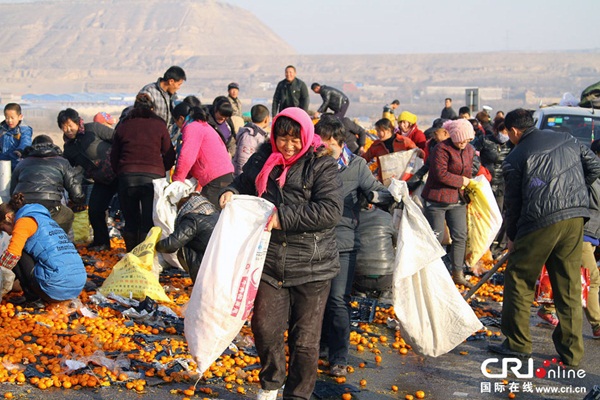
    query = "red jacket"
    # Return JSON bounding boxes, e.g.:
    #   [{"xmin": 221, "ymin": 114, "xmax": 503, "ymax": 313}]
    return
[
  {"xmin": 362, "ymin": 134, "xmax": 417, "ymax": 181},
  {"xmin": 401, "ymin": 124, "xmax": 427, "ymax": 150},
  {"xmin": 421, "ymin": 138, "xmax": 474, "ymax": 204}
]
